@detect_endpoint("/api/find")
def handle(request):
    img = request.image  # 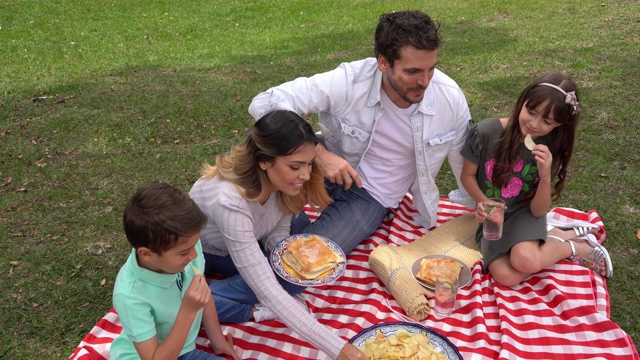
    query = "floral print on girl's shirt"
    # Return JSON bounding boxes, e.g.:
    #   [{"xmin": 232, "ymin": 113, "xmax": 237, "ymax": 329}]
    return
[{"xmin": 484, "ymin": 158, "xmax": 537, "ymax": 198}]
